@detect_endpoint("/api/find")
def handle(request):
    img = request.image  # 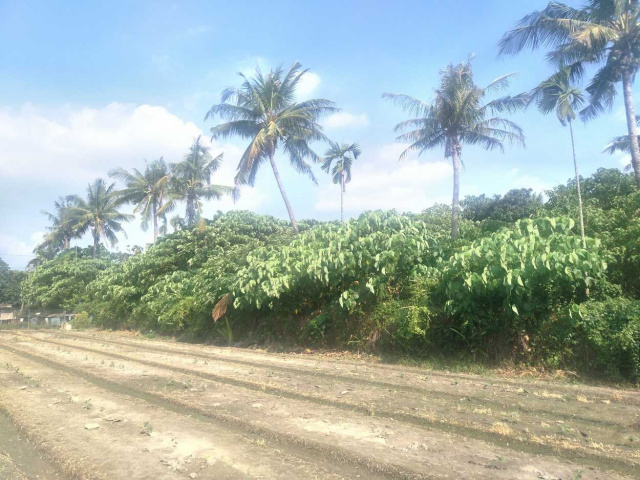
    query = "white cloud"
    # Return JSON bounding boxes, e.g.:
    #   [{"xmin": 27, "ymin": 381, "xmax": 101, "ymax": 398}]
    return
[
  {"xmin": 297, "ymin": 72, "xmax": 321, "ymax": 99},
  {"xmin": 324, "ymin": 111, "xmax": 369, "ymax": 130},
  {"xmin": 0, "ymin": 103, "xmax": 202, "ymax": 182},
  {"xmin": 0, "ymin": 231, "xmax": 44, "ymax": 270},
  {"xmin": 0, "ymin": 102, "xmax": 267, "ymax": 250},
  {"xmin": 314, "ymin": 143, "xmax": 452, "ymax": 214}
]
